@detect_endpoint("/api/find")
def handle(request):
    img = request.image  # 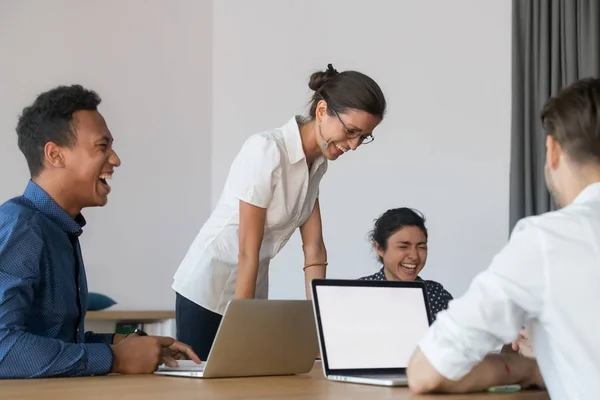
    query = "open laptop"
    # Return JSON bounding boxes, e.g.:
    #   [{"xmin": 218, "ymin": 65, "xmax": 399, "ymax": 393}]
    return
[
  {"xmin": 311, "ymin": 279, "xmax": 432, "ymax": 386},
  {"xmin": 154, "ymin": 299, "xmax": 319, "ymax": 378}
]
